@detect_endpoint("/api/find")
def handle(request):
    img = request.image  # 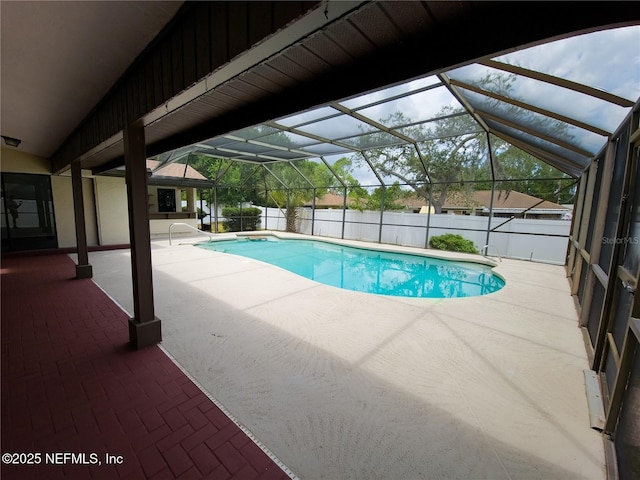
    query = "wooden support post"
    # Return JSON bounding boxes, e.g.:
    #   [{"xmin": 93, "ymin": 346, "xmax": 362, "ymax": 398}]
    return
[
  {"xmin": 124, "ymin": 120, "xmax": 161, "ymax": 349},
  {"xmin": 71, "ymin": 161, "xmax": 93, "ymax": 279}
]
